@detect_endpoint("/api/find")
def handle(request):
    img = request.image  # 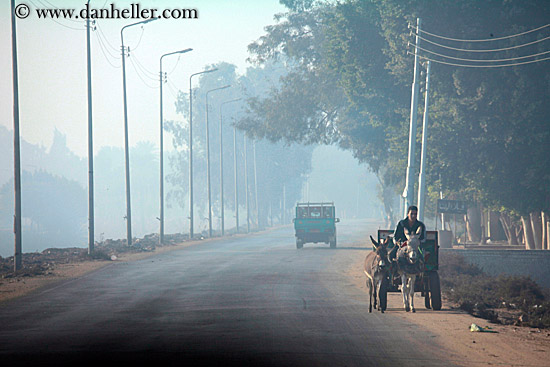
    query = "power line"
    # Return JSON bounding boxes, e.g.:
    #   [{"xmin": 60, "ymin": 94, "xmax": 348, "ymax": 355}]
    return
[
  {"xmin": 128, "ymin": 56, "xmax": 158, "ymax": 88},
  {"xmin": 94, "ymin": 25, "xmax": 120, "ymax": 61},
  {"xmin": 166, "ymin": 54, "xmax": 182, "ymax": 75},
  {"xmin": 130, "ymin": 54, "xmax": 158, "ymax": 80},
  {"xmin": 95, "ymin": 21, "xmax": 120, "ymax": 54},
  {"xmin": 414, "ymin": 32, "xmax": 550, "ymax": 53},
  {"xmin": 407, "ymin": 51, "xmax": 550, "ymax": 68},
  {"xmin": 93, "ymin": 30, "xmax": 120, "ymax": 68},
  {"xmin": 33, "ymin": 0, "xmax": 84, "ymax": 23},
  {"xmin": 409, "ymin": 22, "xmax": 550, "ymax": 42},
  {"xmin": 409, "ymin": 42, "xmax": 550, "ymax": 63},
  {"xmin": 28, "ymin": 0, "xmax": 85, "ymax": 30}
]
